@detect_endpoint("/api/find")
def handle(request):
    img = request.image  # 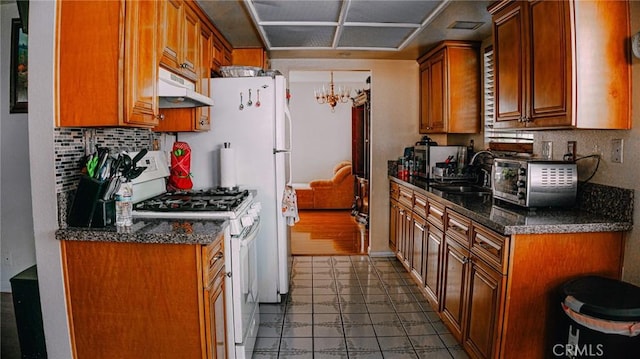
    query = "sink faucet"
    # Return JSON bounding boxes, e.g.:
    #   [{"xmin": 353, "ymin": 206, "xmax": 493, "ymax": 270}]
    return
[
  {"xmin": 469, "ymin": 150, "xmax": 495, "ymax": 166},
  {"xmin": 480, "ymin": 168, "xmax": 491, "ymax": 188}
]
